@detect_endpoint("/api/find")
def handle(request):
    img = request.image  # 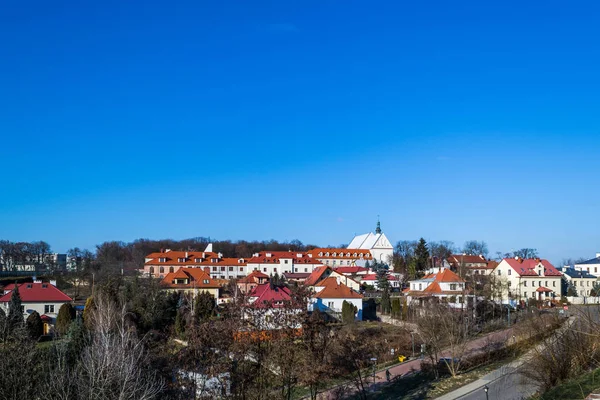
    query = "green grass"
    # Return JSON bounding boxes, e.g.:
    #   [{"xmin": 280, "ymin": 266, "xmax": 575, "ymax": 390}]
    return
[{"xmin": 533, "ymin": 368, "xmax": 600, "ymax": 400}]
